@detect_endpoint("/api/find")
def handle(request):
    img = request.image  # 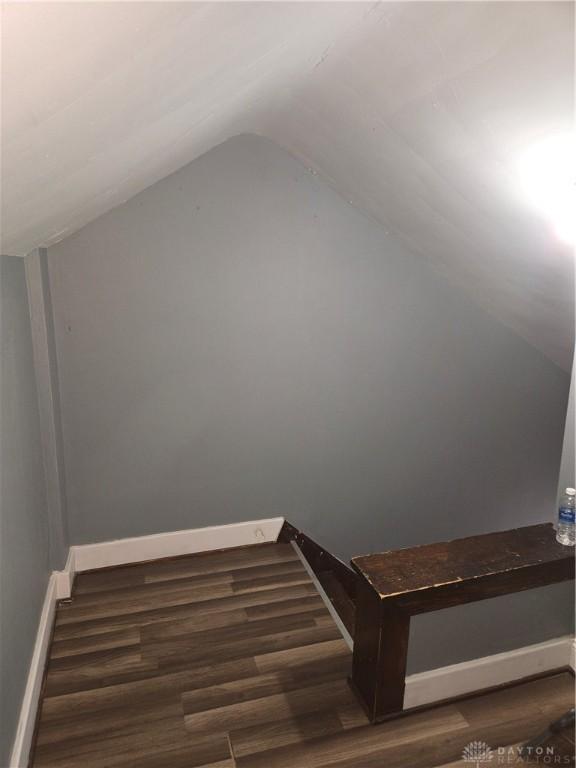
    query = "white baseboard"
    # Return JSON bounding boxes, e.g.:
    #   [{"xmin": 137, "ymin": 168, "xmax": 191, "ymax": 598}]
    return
[
  {"xmin": 69, "ymin": 517, "xmax": 285, "ymax": 574},
  {"xmin": 48, "ymin": 518, "xmax": 285, "ymax": 600},
  {"xmin": 53, "ymin": 547, "xmax": 76, "ymax": 599},
  {"xmin": 404, "ymin": 635, "xmax": 575, "ymax": 710},
  {"xmin": 9, "ymin": 574, "xmax": 58, "ymax": 768}
]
